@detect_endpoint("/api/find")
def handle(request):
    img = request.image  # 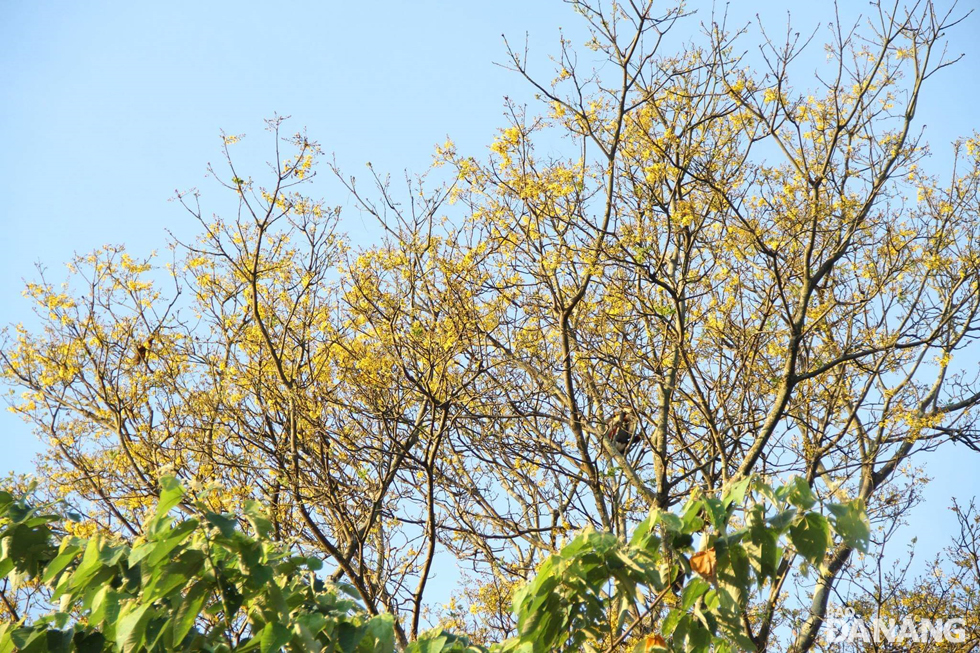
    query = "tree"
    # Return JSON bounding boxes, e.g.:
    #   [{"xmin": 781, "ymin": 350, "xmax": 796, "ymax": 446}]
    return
[
  {"xmin": 3, "ymin": 0, "xmax": 980, "ymax": 650},
  {"xmin": 839, "ymin": 498, "xmax": 980, "ymax": 651},
  {"xmin": 0, "ymin": 477, "xmax": 481, "ymax": 653},
  {"xmin": 0, "ymin": 475, "xmax": 869, "ymax": 652}
]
